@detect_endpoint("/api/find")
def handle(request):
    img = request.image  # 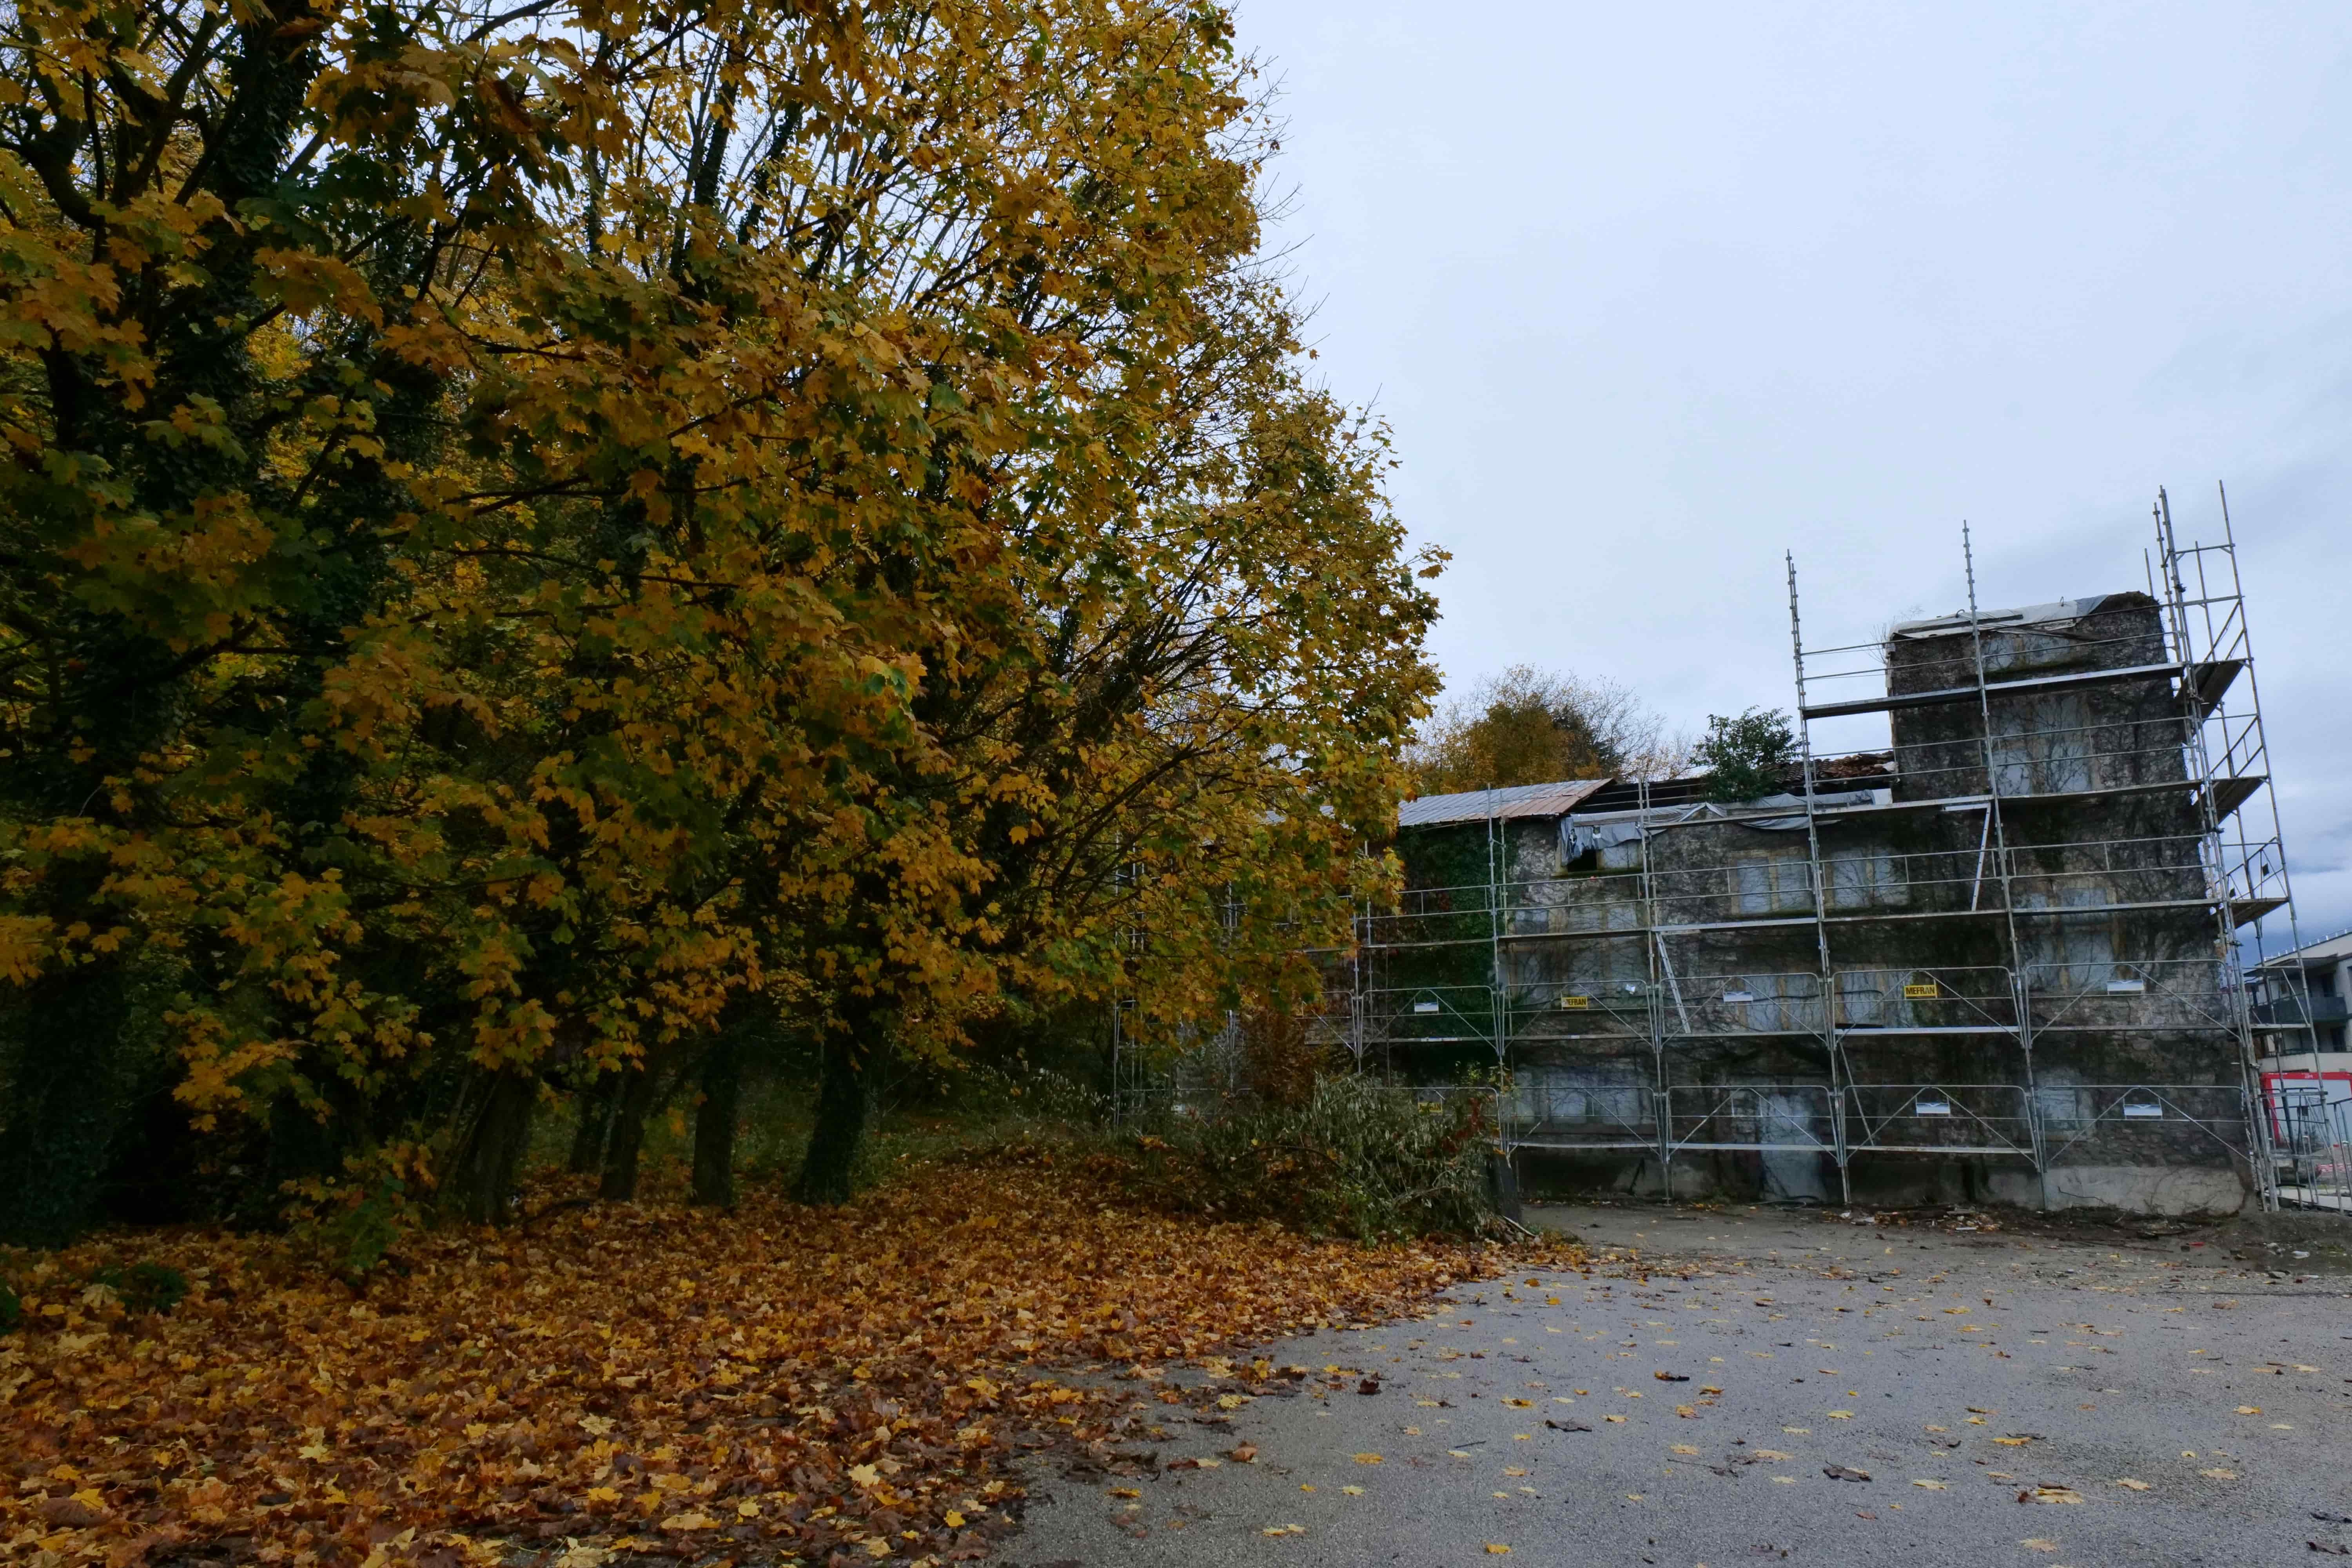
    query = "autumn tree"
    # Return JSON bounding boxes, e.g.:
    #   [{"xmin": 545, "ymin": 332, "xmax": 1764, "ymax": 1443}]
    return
[
  {"xmin": 1406, "ymin": 666, "xmax": 1676, "ymax": 798},
  {"xmin": 0, "ymin": 0, "xmax": 1440, "ymax": 1233}
]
